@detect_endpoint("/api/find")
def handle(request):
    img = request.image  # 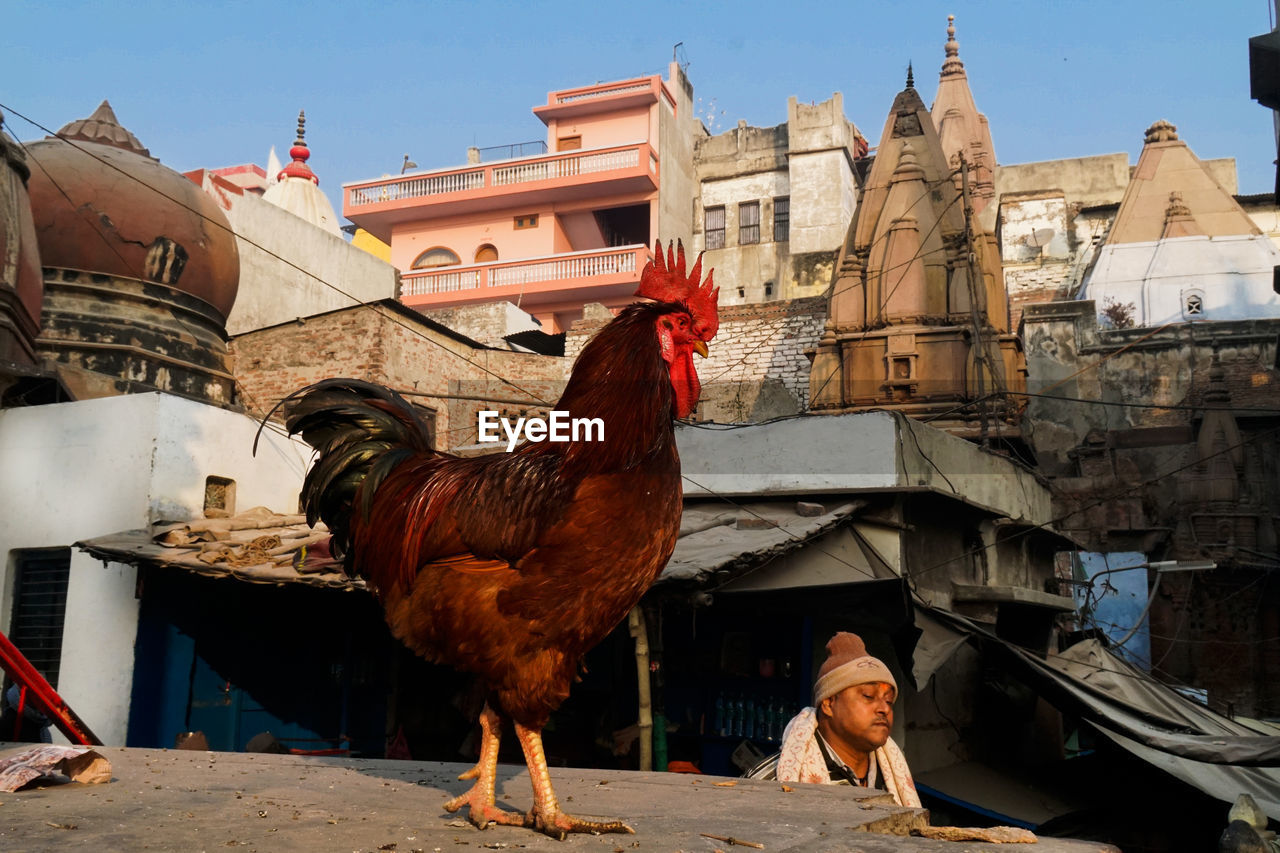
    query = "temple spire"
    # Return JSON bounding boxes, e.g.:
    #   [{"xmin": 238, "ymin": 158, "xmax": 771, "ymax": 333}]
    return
[
  {"xmin": 905, "ymin": 62, "xmax": 915, "ymax": 90},
  {"xmin": 930, "ymin": 14, "xmax": 996, "ymax": 216},
  {"xmin": 262, "ymin": 109, "xmax": 340, "ymax": 235},
  {"xmin": 942, "ymin": 14, "xmax": 965, "ymax": 76},
  {"xmin": 279, "ymin": 109, "xmax": 318, "ymax": 185}
]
